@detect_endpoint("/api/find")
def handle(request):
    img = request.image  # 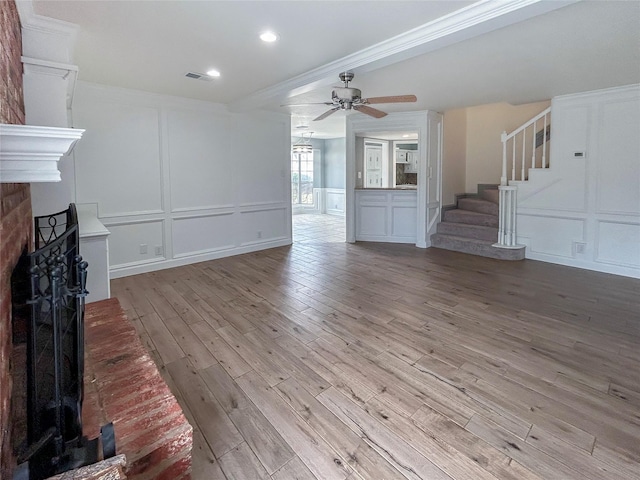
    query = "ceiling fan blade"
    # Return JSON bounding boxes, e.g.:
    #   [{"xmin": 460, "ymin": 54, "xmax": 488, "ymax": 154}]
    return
[
  {"xmin": 354, "ymin": 104, "xmax": 387, "ymax": 119},
  {"xmin": 363, "ymin": 95, "xmax": 417, "ymax": 104},
  {"xmin": 281, "ymin": 102, "xmax": 334, "ymax": 107},
  {"xmin": 313, "ymin": 107, "xmax": 340, "ymax": 121}
]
